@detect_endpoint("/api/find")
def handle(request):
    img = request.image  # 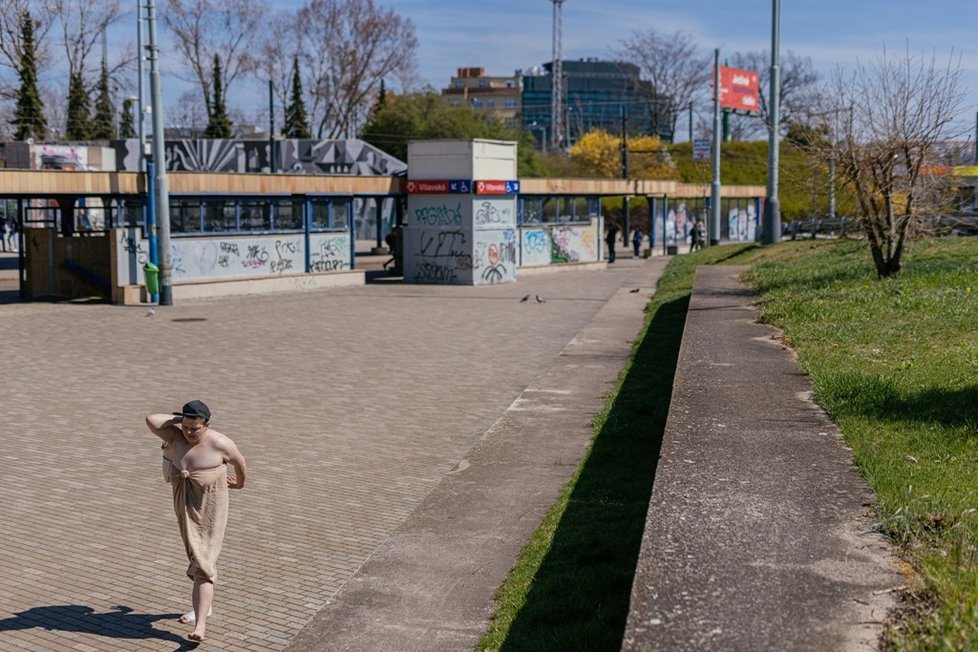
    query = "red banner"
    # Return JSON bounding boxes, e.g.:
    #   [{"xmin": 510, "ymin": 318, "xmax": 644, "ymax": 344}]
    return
[{"xmin": 716, "ymin": 66, "xmax": 760, "ymax": 113}]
